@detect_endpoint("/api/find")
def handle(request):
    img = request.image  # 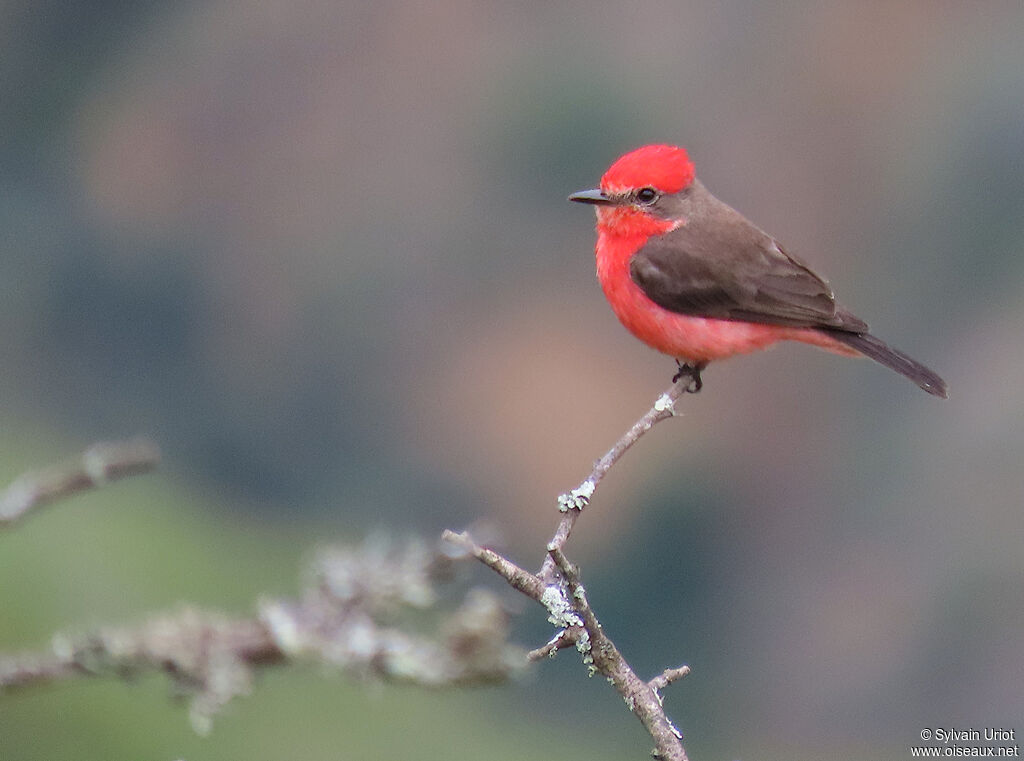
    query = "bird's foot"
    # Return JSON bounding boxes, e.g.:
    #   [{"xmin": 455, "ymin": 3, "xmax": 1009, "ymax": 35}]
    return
[{"xmin": 672, "ymin": 361, "xmax": 707, "ymax": 393}]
